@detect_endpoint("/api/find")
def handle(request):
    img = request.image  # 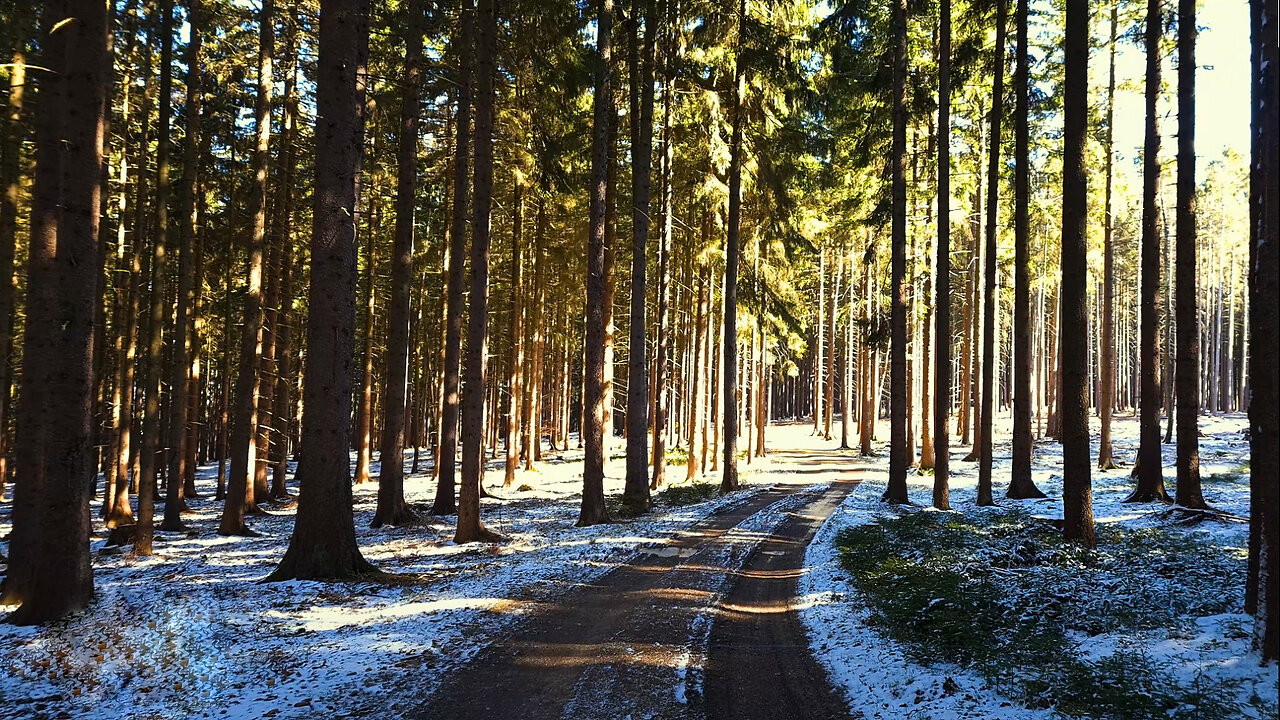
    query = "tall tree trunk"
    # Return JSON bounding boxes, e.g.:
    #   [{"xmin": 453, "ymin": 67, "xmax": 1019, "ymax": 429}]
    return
[
  {"xmin": 1061, "ymin": 0, "xmax": 1094, "ymax": 548},
  {"xmin": 1098, "ymin": 2, "xmax": 1119, "ymax": 470},
  {"xmin": 137, "ymin": 0, "xmax": 176, "ymax": 554},
  {"xmin": 0, "ymin": 4, "xmax": 32, "ymax": 499},
  {"xmin": 1008, "ymin": 0, "xmax": 1043, "ymax": 499},
  {"xmin": 581, "ymin": 0, "xmax": 615, "ymax": 526},
  {"xmin": 268, "ymin": 0, "xmax": 377, "ymax": 580},
  {"xmin": 721, "ymin": 0, "xmax": 746, "ymax": 493},
  {"xmin": 1173, "ymin": 0, "xmax": 1206, "ymax": 510},
  {"xmin": 688, "ymin": 251, "xmax": 708, "ymax": 479},
  {"xmin": 435, "ymin": 0, "xmax": 474, "ymax": 515},
  {"xmin": 625, "ymin": 0, "xmax": 657, "ymax": 508},
  {"xmin": 373, "ymin": 0, "xmax": 424, "ymax": 527},
  {"xmin": 884, "ymin": 0, "xmax": 909, "ymax": 504},
  {"xmin": 815, "ymin": 249, "xmax": 824, "ymax": 435},
  {"xmin": 1130, "ymin": 0, "xmax": 1171, "ymax": 503},
  {"xmin": 220, "ymin": 0, "xmax": 274, "ymax": 535},
  {"xmin": 977, "ymin": 0, "xmax": 1007, "ymax": 507},
  {"xmin": 456, "ymin": 0, "xmax": 502, "ymax": 542},
  {"xmin": 502, "ymin": 179, "xmax": 524, "ymax": 488},
  {"xmin": 650, "ymin": 64, "xmax": 672, "ymax": 493},
  {"xmin": 933, "ymin": 0, "xmax": 952, "ymax": 510},
  {"xmin": 162, "ymin": 0, "xmax": 203, "ymax": 530},
  {"xmin": 3, "ymin": 0, "xmax": 107, "ymax": 623},
  {"xmin": 271, "ymin": 17, "xmax": 300, "ymax": 499},
  {"xmin": 522, "ymin": 193, "xmax": 546, "ymax": 470},
  {"xmin": 354, "ymin": 196, "xmax": 377, "ymax": 485},
  {"xmin": 1247, "ymin": 0, "xmax": 1278, "ymax": 661}
]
